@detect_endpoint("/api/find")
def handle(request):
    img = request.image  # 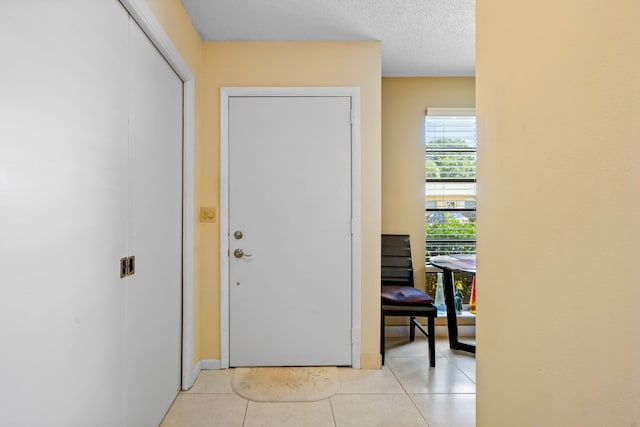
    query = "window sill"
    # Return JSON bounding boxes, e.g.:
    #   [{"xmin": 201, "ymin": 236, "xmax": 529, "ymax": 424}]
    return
[{"xmin": 435, "ymin": 309, "xmax": 475, "ymax": 326}]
